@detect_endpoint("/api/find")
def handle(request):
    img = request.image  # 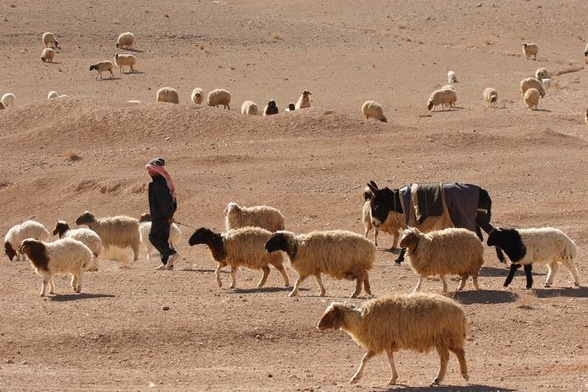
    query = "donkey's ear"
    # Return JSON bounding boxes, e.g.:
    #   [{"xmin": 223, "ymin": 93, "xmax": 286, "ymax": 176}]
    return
[{"xmin": 367, "ymin": 181, "xmax": 378, "ymax": 194}]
